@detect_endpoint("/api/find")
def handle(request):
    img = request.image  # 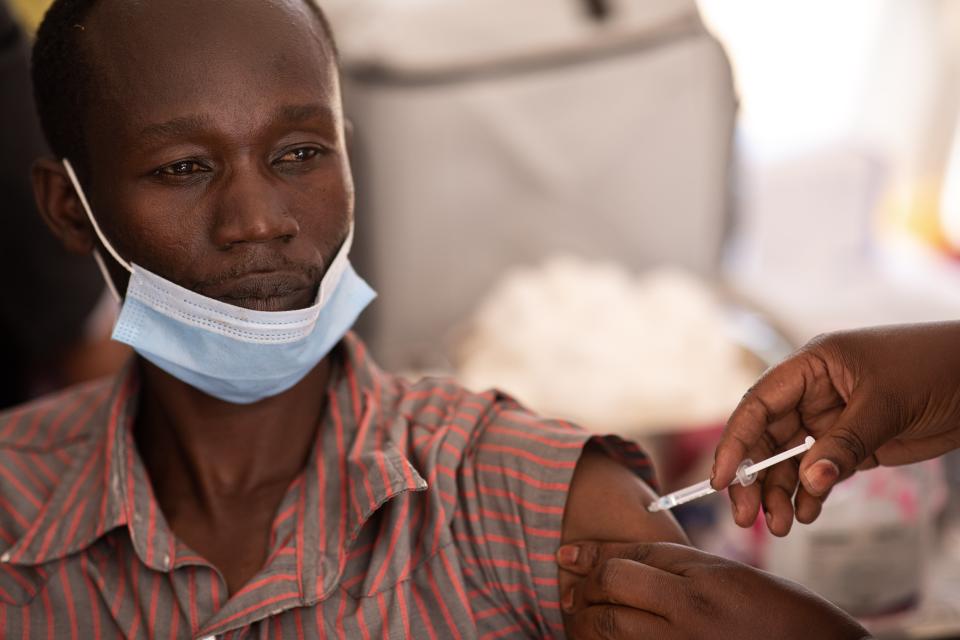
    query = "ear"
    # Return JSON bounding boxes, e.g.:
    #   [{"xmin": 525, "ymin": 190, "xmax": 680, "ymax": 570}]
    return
[{"xmin": 32, "ymin": 157, "xmax": 95, "ymax": 255}]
